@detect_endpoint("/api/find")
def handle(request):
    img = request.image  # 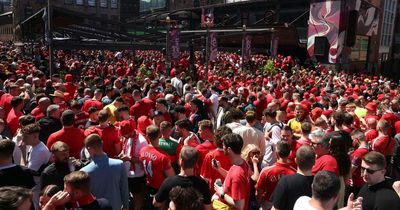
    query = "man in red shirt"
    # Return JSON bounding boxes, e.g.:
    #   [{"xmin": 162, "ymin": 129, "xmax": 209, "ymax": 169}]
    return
[
  {"xmin": 372, "ymin": 119, "xmax": 395, "ymax": 156},
  {"xmin": 175, "ymin": 119, "xmax": 200, "ymax": 147},
  {"xmin": 214, "ymin": 133, "xmax": 251, "ymax": 210},
  {"xmin": 6, "ymin": 96, "xmax": 24, "ymax": 137},
  {"xmin": 82, "ymin": 89, "xmax": 104, "ymax": 113},
  {"xmin": 130, "ymin": 89, "xmax": 156, "ymax": 120},
  {"xmin": 201, "ymin": 126, "xmax": 232, "ymax": 193},
  {"xmin": 70, "ymin": 100, "xmax": 89, "ymax": 129},
  {"xmin": 255, "ymin": 141, "xmax": 296, "ymax": 209},
  {"xmin": 310, "ymin": 130, "xmax": 339, "ymax": 175},
  {"xmin": 253, "ymin": 92, "xmax": 268, "ymax": 120},
  {"xmin": 47, "ymin": 110, "xmax": 85, "ymax": 159},
  {"xmin": 139, "ymin": 125, "xmax": 175, "ymax": 196},
  {"xmin": 196, "ymin": 120, "xmax": 216, "ymax": 165},
  {"xmin": 350, "ymin": 130, "xmax": 369, "ymax": 195},
  {"xmin": 364, "ymin": 118, "xmax": 378, "ymax": 143},
  {"xmin": 84, "ymin": 110, "xmax": 121, "ymax": 158},
  {"xmin": 0, "ymin": 84, "xmax": 21, "ymax": 119}
]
